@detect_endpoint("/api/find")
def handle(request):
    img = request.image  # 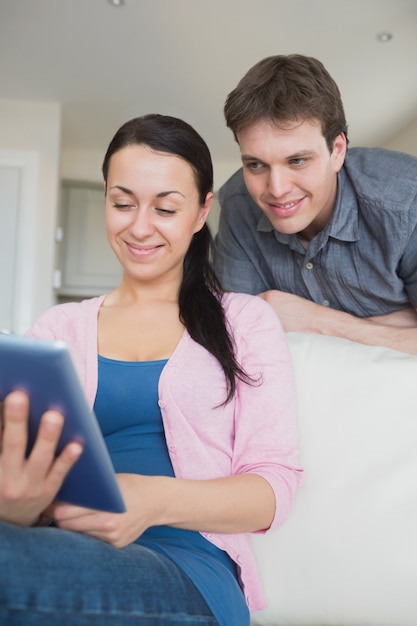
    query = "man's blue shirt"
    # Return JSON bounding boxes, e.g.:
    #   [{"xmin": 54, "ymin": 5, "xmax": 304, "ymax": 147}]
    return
[{"xmin": 214, "ymin": 147, "xmax": 417, "ymax": 317}]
